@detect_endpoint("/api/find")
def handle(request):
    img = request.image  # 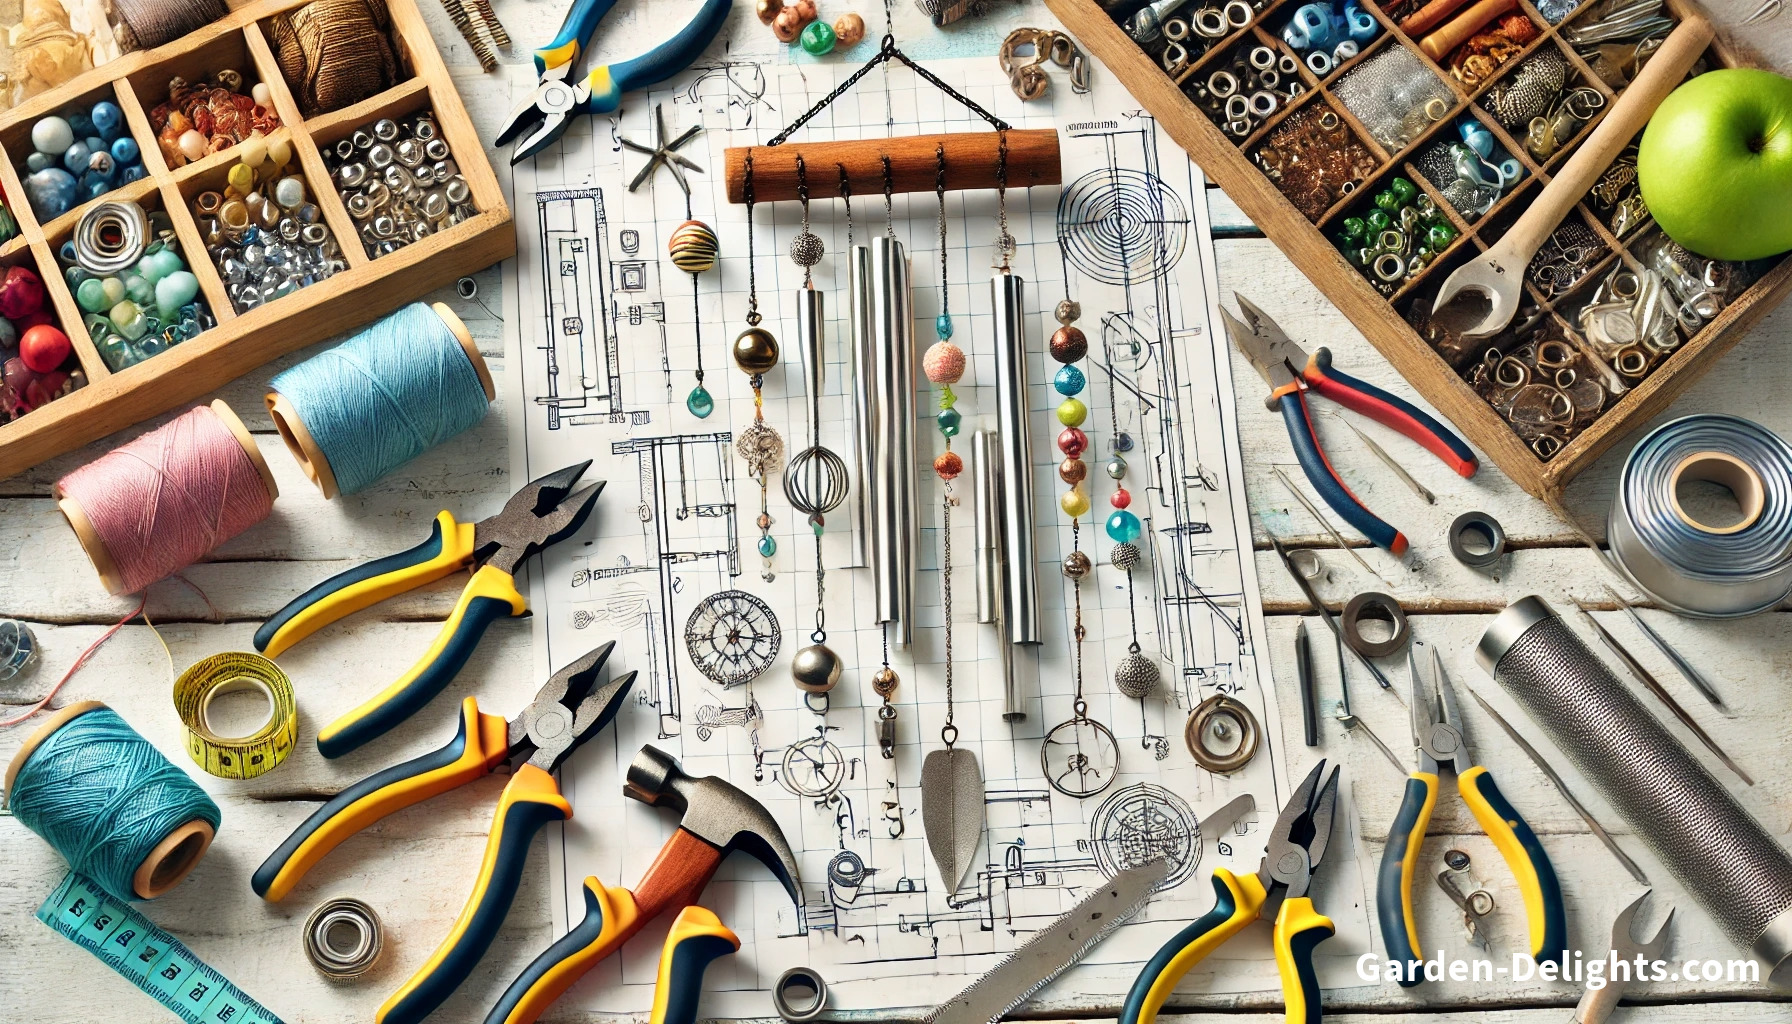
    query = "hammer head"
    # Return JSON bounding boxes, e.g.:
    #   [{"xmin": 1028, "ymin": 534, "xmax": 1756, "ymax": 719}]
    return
[{"xmin": 625, "ymin": 745, "xmax": 803, "ymax": 910}]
